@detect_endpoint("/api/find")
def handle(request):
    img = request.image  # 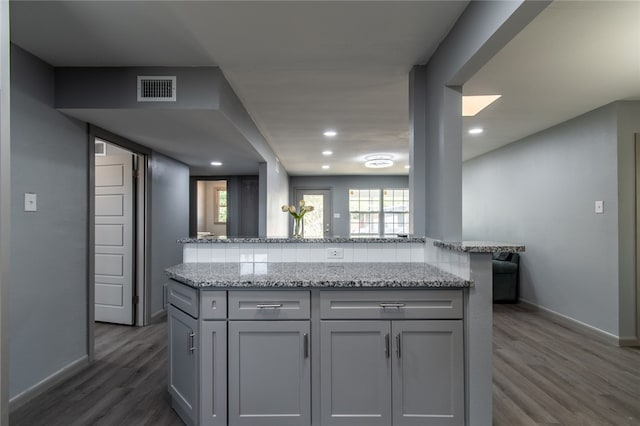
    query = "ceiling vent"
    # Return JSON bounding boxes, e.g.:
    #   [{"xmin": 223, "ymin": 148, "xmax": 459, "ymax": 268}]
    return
[{"xmin": 137, "ymin": 76, "xmax": 176, "ymax": 102}]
